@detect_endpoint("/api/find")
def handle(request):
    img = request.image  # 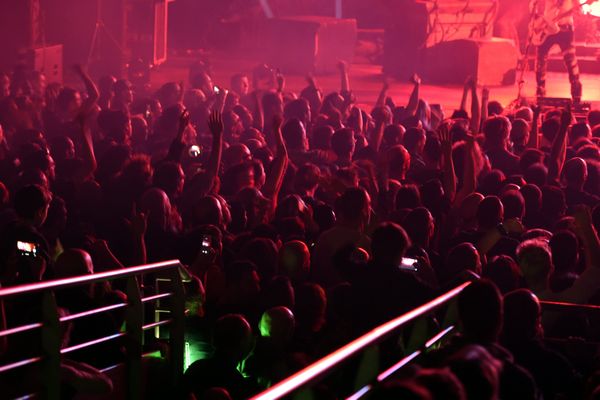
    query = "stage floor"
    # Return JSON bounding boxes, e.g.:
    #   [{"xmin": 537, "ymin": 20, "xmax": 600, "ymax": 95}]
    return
[{"xmin": 152, "ymin": 52, "xmax": 600, "ymax": 114}]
